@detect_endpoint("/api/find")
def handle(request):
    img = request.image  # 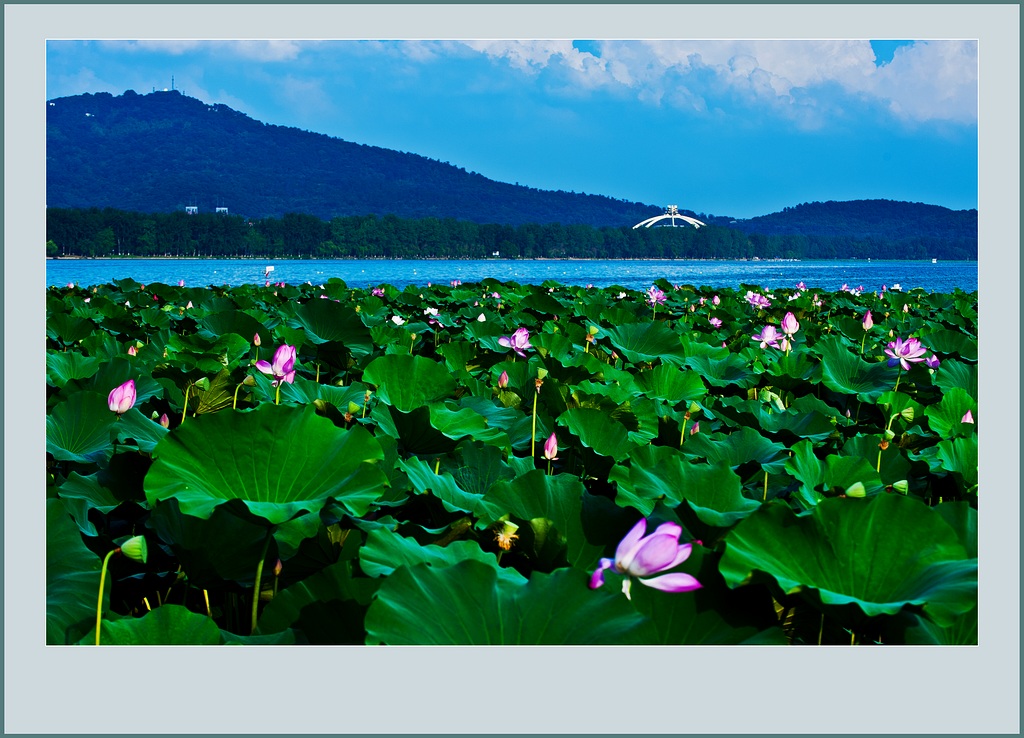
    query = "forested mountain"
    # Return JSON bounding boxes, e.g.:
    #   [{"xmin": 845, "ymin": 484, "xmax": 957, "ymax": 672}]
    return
[
  {"xmin": 46, "ymin": 90, "xmax": 665, "ymax": 227},
  {"xmin": 46, "ymin": 90, "xmax": 977, "ymax": 260}
]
